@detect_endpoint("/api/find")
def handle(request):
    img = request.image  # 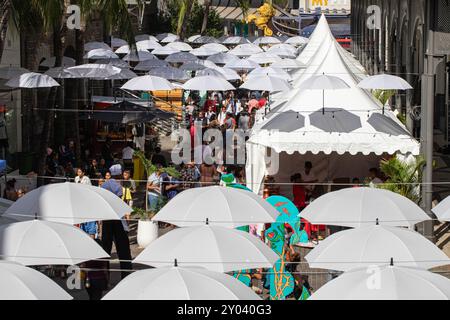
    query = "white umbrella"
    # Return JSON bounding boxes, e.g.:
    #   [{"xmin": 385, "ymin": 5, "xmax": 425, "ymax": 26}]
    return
[
  {"xmin": 136, "ymin": 34, "xmax": 159, "ymax": 42},
  {"xmin": 0, "ymin": 220, "xmax": 110, "ymax": 266},
  {"xmin": 265, "ymin": 43, "xmax": 297, "ymax": 54},
  {"xmin": 67, "ymin": 64, "xmax": 121, "ymax": 79},
  {"xmin": 103, "ymin": 267, "xmax": 261, "ymax": 300},
  {"xmin": 134, "ymin": 59, "xmax": 169, "ymax": 71},
  {"xmin": 247, "ymin": 66, "xmax": 292, "ymax": 81},
  {"xmin": 201, "ymin": 43, "xmax": 229, "ymax": 53},
  {"xmin": 207, "ymin": 52, "xmax": 239, "ymax": 65},
  {"xmin": 214, "ymin": 67, "xmax": 241, "ymax": 81},
  {"xmin": 432, "ymin": 196, "xmax": 450, "ymax": 222},
  {"xmin": 160, "ymin": 34, "xmax": 180, "ymax": 43},
  {"xmin": 84, "ymin": 49, "xmax": 119, "ymax": 60},
  {"xmin": 265, "ymin": 47, "xmax": 296, "ymax": 59},
  {"xmin": 134, "ymin": 225, "xmax": 278, "ymax": 272},
  {"xmin": 136, "ymin": 40, "xmax": 162, "ymax": 51},
  {"xmin": 111, "ymin": 37, "xmax": 128, "ymax": 47},
  {"xmin": 310, "ymin": 264, "xmax": 450, "ymax": 300},
  {"xmin": 187, "ymin": 35, "xmax": 201, "ymax": 43},
  {"xmin": 106, "ymin": 68, "xmax": 137, "ymax": 80},
  {"xmin": 196, "ymin": 68, "xmax": 226, "ymax": 79},
  {"xmin": 166, "ymin": 41, "xmax": 193, "ymax": 52},
  {"xmin": 305, "ymin": 224, "xmax": 450, "ymax": 271},
  {"xmin": 165, "ymin": 51, "xmax": 198, "ymax": 63},
  {"xmin": 148, "ymin": 66, "xmax": 191, "ymax": 81},
  {"xmin": 229, "ymin": 44, "xmax": 264, "ymax": 57},
  {"xmin": 0, "ymin": 261, "xmax": 73, "ymax": 300},
  {"xmin": 301, "ymin": 187, "xmax": 430, "ymax": 228},
  {"xmin": 190, "ymin": 47, "xmax": 220, "ymax": 57},
  {"xmin": 248, "ymin": 52, "xmax": 283, "ymax": 65},
  {"xmin": 123, "ymin": 50, "xmax": 156, "ymax": 62},
  {"xmin": 222, "ymin": 36, "xmax": 251, "ymax": 45},
  {"xmin": 224, "ymin": 59, "xmax": 260, "ymax": 71},
  {"xmin": 153, "ymin": 186, "xmax": 279, "ymax": 228},
  {"xmin": 4, "ymin": 182, "xmax": 131, "ymax": 224},
  {"xmin": 44, "ymin": 67, "xmax": 76, "ymax": 79},
  {"xmin": 253, "ymin": 36, "xmax": 281, "ymax": 45},
  {"xmin": 357, "ymin": 74, "xmax": 413, "ymax": 90},
  {"xmin": 241, "ymin": 75, "xmax": 292, "ymax": 92},
  {"xmin": 192, "ymin": 36, "xmax": 219, "ymax": 44},
  {"xmin": 271, "ymin": 58, "xmax": 307, "ymax": 69},
  {"xmin": 6, "ymin": 73, "xmax": 60, "ymax": 88},
  {"xmin": 121, "ymin": 75, "xmax": 175, "ymax": 91},
  {"xmin": 285, "ymin": 36, "xmax": 309, "ymax": 45},
  {"xmin": 300, "ymin": 74, "xmax": 351, "ymax": 114},
  {"xmin": 182, "ymin": 75, "xmax": 234, "ymax": 91},
  {"xmin": 39, "ymin": 56, "xmax": 76, "ymax": 68},
  {"xmin": 152, "ymin": 46, "xmax": 181, "ymax": 56},
  {"xmin": 0, "ymin": 66, "xmax": 30, "ymax": 80},
  {"xmin": 84, "ymin": 41, "xmax": 111, "ymax": 51},
  {"xmin": 115, "ymin": 45, "xmax": 133, "ymax": 54},
  {"xmin": 133, "ymin": 59, "xmax": 167, "ymax": 70}
]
